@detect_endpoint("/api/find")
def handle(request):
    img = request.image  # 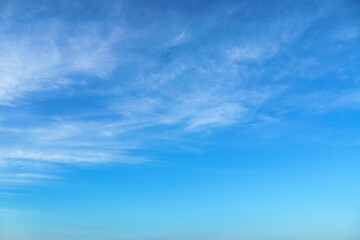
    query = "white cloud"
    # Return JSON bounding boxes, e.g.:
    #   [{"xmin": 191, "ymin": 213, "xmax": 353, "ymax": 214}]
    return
[
  {"xmin": 187, "ymin": 103, "xmax": 246, "ymax": 129},
  {"xmin": 0, "ymin": 146, "xmax": 146, "ymax": 185},
  {"xmin": 0, "ymin": 20, "xmax": 119, "ymax": 105},
  {"xmin": 160, "ymin": 90, "xmax": 248, "ymax": 128},
  {"xmin": 2, "ymin": 150, "xmax": 112, "ymax": 164},
  {"xmin": 226, "ymin": 11, "xmax": 319, "ymax": 63},
  {"xmin": 172, "ymin": 30, "xmax": 186, "ymax": 45},
  {"xmin": 227, "ymin": 43, "xmax": 278, "ymax": 62},
  {"xmin": 111, "ymin": 86, "xmax": 273, "ymax": 131},
  {"xmin": 0, "ymin": 172, "xmax": 59, "ymax": 184},
  {"xmin": 333, "ymin": 27, "xmax": 359, "ymax": 41},
  {"xmin": 0, "ymin": 173, "xmax": 58, "ymax": 180}
]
